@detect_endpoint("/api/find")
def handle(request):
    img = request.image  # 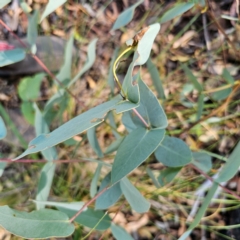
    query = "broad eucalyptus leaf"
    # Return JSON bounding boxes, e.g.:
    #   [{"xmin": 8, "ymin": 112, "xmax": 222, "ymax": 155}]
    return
[
  {"xmin": 0, "ymin": 206, "xmax": 74, "ymax": 239},
  {"xmin": 111, "ymin": 0, "xmax": 144, "ymax": 30},
  {"xmin": 192, "ymin": 152, "xmax": 212, "ymax": 173},
  {"xmin": 120, "ymin": 177, "xmax": 150, "ymax": 213},
  {"xmin": 111, "ymin": 223, "xmax": 134, "ymax": 240},
  {"xmin": 155, "ymin": 136, "xmax": 192, "ymax": 167},
  {"xmin": 15, "ymin": 96, "xmax": 138, "ymax": 160},
  {"xmin": 159, "ymin": 2, "xmax": 195, "ymax": 24},
  {"xmin": 0, "ymin": 48, "xmax": 26, "ymax": 67},
  {"xmin": 111, "ymin": 127, "xmax": 165, "ymax": 184},
  {"xmin": 130, "ymin": 79, "xmax": 168, "ymax": 129},
  {"xmin": 133, "ymin": 23, "xmax": 160, "ymax": 66},
  {"xmin": 59, "ymin": 207, "xmax": 111, "ymax": 230},
  {"xmin": 95, "ymin": 172, "xmax": 122, "ymax": 210}
]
